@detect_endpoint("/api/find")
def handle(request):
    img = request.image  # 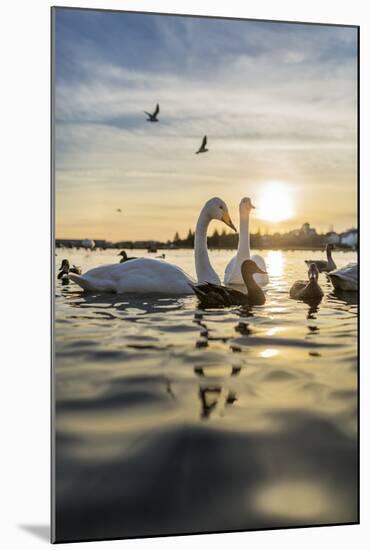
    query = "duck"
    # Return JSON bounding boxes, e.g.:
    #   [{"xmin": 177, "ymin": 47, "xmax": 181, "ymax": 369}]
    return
[
  {"xmin": 57, "ymin": 259, "xmax": 82, "ymax": 280},
  {"xmin": 196, "ymin": 135, "xmax": 208, "ymax": 154},
  {"xmin": 68, "ymin": 197, "xmax": 237, "ymax": 294},
  {"xmin": 144, "ymin": 103, "xmax": 159, "ymax": 122},
  {"xmin": 118, "ymin": 250, "xmax": 136, "ymax": 263},
  {"xmin": 190, "ymin": 260, "xmax": 267, "ymax": 308},
  {"xmin": 305, "ymin": 243, "xmax": 336, "ymax": 272},
  {"xmin": 289, "ymin": 263, "xmax": 324, "ymax": 300},
  {"xmin": 224, "ymin": 197, "xmax": 268, "ymax": 287},
  {"xmin": 328, "ymin": 263, "xmax": 358, "ymax": 291}
]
